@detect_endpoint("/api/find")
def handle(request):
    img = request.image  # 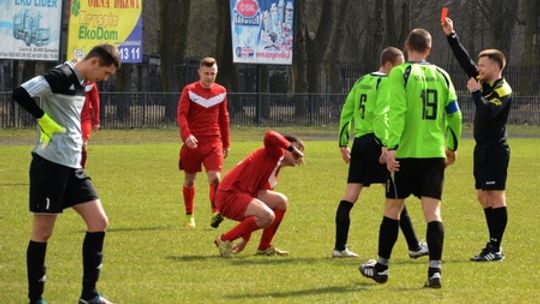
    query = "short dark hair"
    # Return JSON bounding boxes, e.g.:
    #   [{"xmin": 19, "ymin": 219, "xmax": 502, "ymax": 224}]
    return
[
  {"xmin": 200, "ymin": 57, "xmax": 217, "ymax": 68},
  {"xmin": 85, "ymin": 44, "xmax": 121, "ymax": 68},
  {"xmin": 380, "ymin": 47, "xmax": 403, "ymax": 66},
  {"xmin": 406, "ymin": 28, "xmax": 432, "ymax": 53},
  {"xmin": 479, "ymin": 49, "xmax": 506, "ymax": 70},
  {"xmin": 284, "ymin": 135, "xmax": 304, "ymax": 151}
]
